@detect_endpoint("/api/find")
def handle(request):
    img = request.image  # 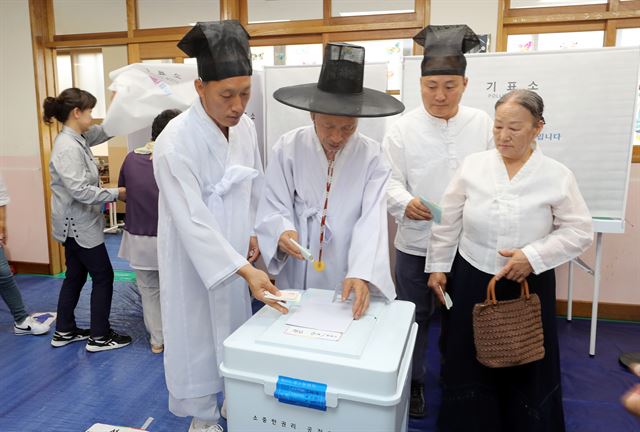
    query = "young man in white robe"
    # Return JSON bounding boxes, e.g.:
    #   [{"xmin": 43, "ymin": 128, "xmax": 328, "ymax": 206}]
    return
[
  {"xmin": 255, "ymin": 43, "xmax": 405, "ymax": 319},
  {"xmin": 382, "ymin": 25, "xmax": 494, "ymax": 418},
  {"xmin": 153, "ymin": 21, "xmax": 287, "ymax": 432}
]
